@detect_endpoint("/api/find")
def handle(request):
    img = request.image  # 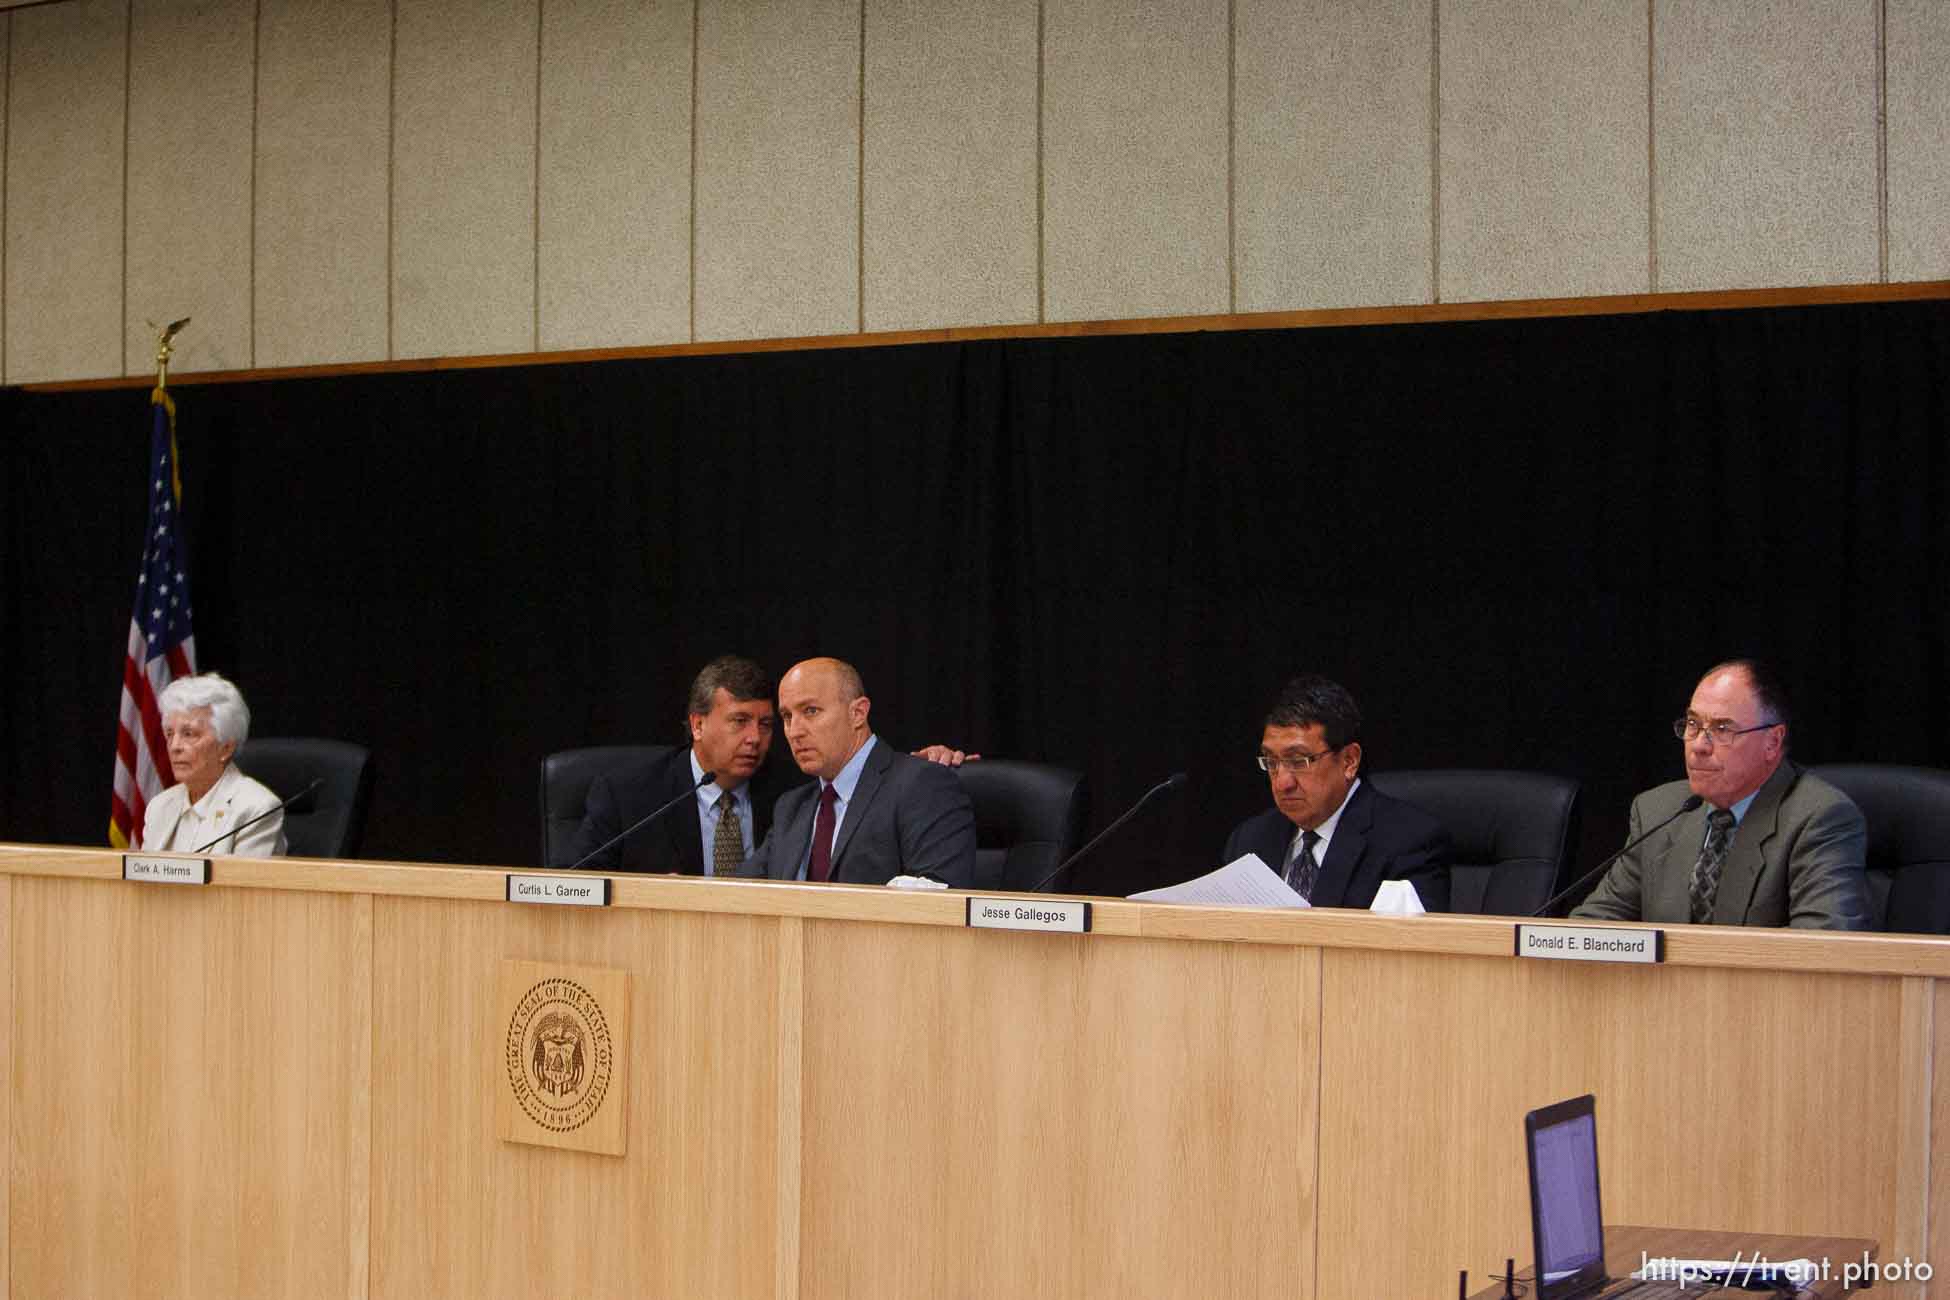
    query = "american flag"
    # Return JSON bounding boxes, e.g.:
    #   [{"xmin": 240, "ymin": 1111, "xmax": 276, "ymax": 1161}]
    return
[{"xmin": 108, "ymin": 388, "xmax": 197, "ymax": 849}]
